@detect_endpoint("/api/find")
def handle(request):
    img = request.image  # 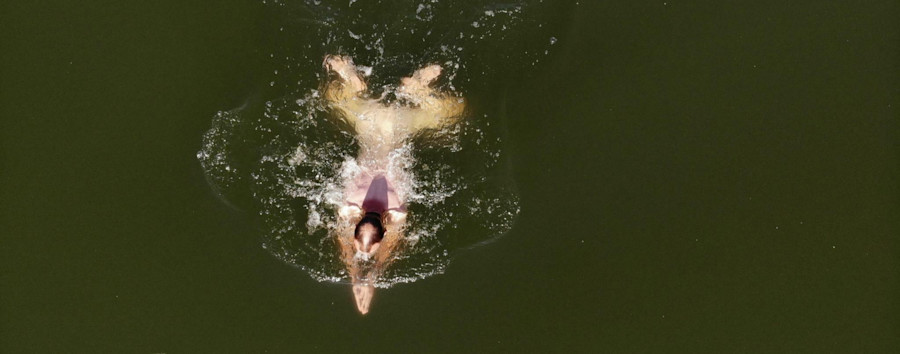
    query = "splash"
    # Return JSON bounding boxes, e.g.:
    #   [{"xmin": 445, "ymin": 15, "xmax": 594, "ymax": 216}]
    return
[{"xmin": 199, "ymin": 0, "xmax": 565, "ymax": 286}]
